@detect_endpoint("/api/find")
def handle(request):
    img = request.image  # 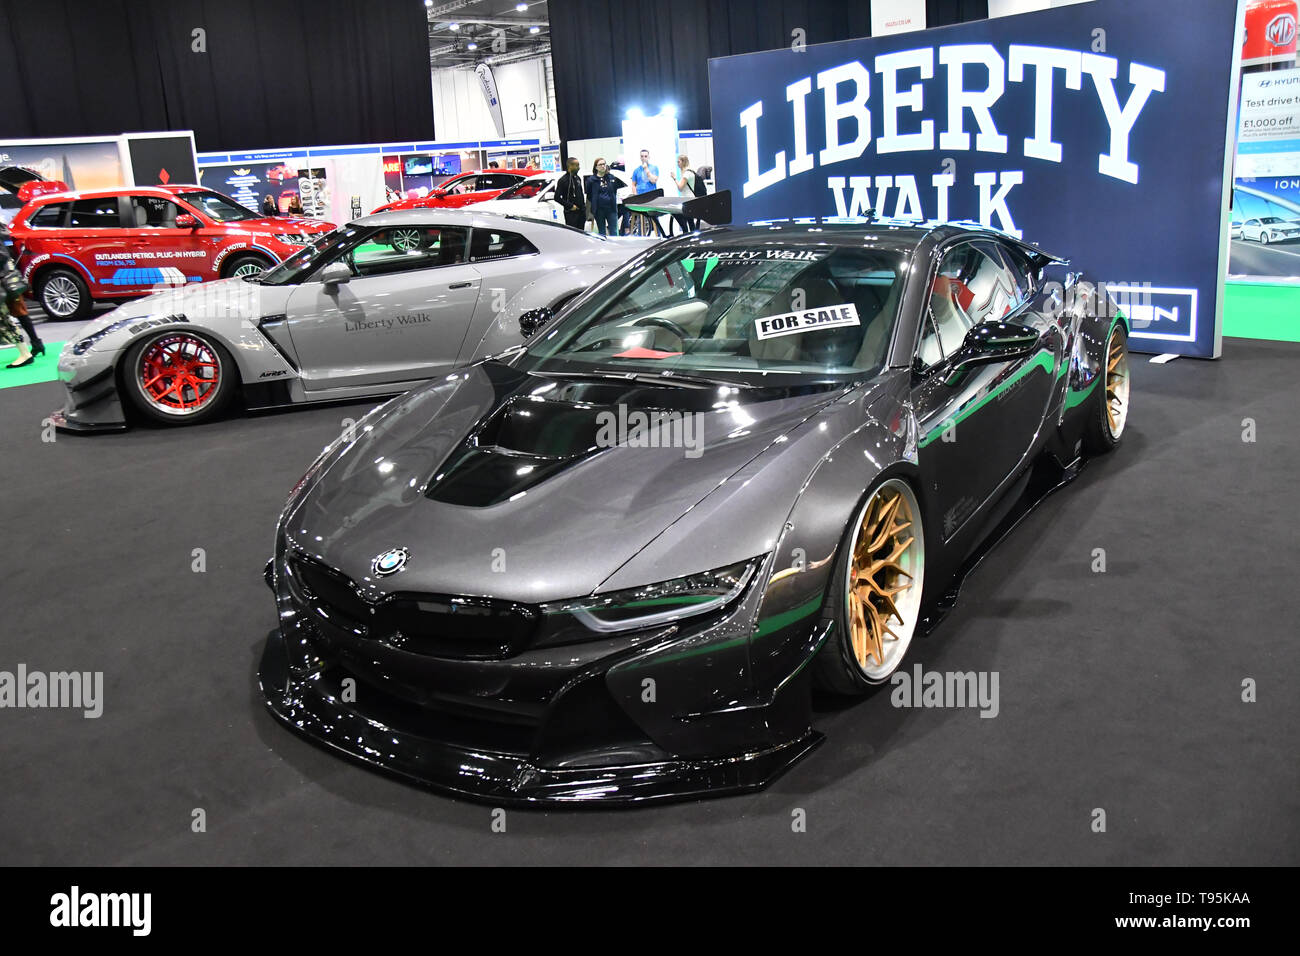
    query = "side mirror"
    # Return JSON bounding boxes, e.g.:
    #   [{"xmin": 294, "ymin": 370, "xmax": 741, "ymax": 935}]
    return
[
  {"xmin": 946, "ymin": 320, "xmax": 1040, "ymax": 384},
  {"xmin": 175, "ymin": 213, "xmax": 199, "ymax": 229},
  {"xmin": 318, "ymin": 261, "xmax": 352, "ymax": 289},
  {"xmin": 519, "ymin": 307, "xmax": 554, "ymax": 337}
]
